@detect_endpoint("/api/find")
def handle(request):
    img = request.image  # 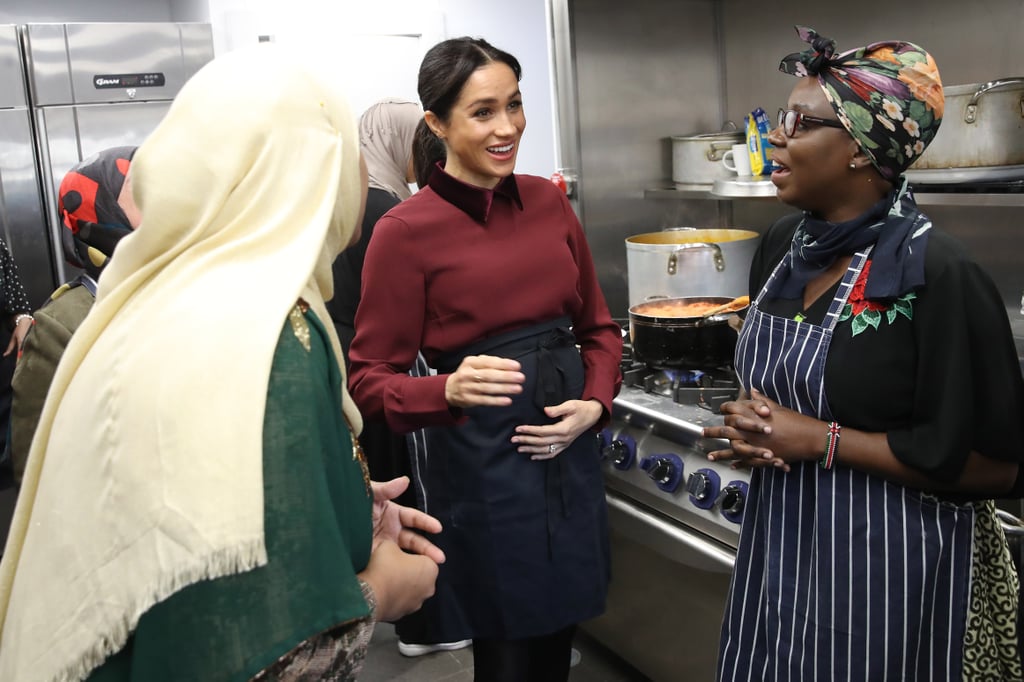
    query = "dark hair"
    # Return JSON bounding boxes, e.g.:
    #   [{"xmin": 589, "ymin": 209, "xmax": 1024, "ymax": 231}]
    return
[
  {"xmin": 412, "ymin": 118, "xmax": 446, "ymax": 189},
  {"xmin": 417, "ymin": 37, "xmax": 522, "ymax": 123}
]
